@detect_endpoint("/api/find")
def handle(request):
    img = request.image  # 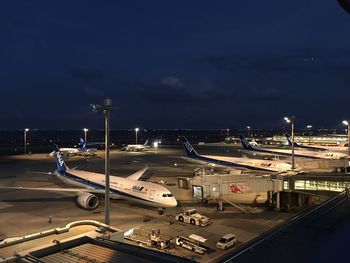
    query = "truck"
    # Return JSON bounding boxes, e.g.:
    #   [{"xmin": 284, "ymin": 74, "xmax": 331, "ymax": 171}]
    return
[
  {"xmin": 124, "ymin": 228, "xmax": 171, "ymax": 250},
  {"xmin": 175, "ymin": 234, "xmax": 207, "ymax": 255},
  {"xmin": 175, "ymin": 208, "xmax": 211, "ymax": 227}
]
